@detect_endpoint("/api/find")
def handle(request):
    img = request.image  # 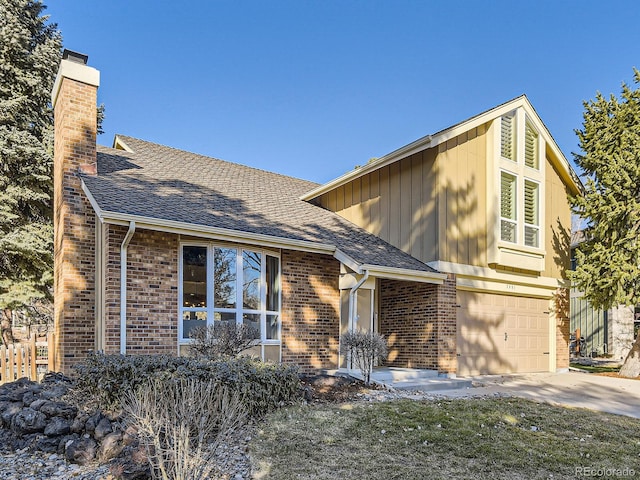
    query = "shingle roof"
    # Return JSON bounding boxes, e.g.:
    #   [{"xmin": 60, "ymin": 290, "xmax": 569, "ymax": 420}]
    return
[{"xmin": 84, "ymin": 136, "xmax": 437, "ymax": 274}]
